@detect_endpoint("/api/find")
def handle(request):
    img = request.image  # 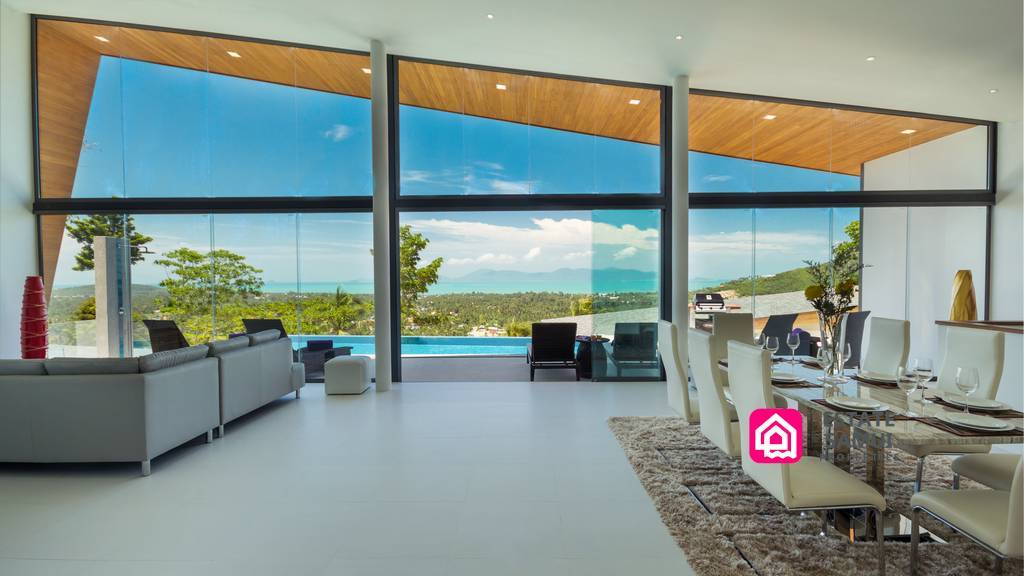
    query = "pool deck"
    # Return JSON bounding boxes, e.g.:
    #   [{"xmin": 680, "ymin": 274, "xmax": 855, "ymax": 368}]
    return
[{"xmin": 402, "ymin": 356, "xmax": 579, "ymax": 382}]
